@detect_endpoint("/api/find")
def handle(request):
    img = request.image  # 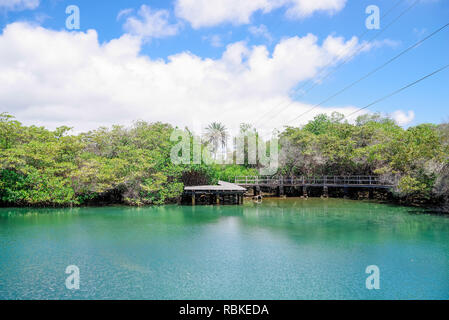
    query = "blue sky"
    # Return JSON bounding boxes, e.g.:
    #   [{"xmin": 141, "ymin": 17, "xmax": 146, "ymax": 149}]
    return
[{"xmin": 0, "ymin": 0, "xmax": 448, "ymax": 133}]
